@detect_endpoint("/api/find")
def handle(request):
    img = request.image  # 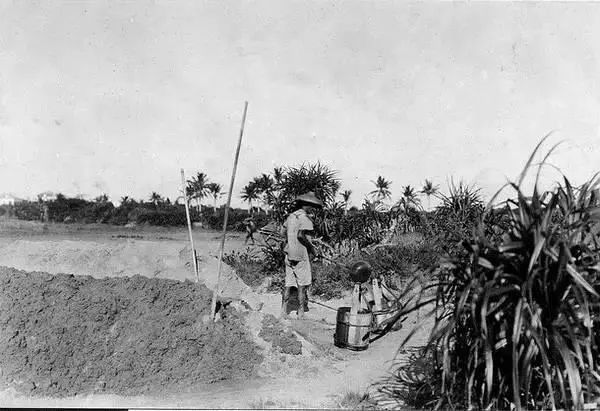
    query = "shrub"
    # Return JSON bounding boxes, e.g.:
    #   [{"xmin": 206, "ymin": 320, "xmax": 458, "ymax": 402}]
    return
[
  {"xmin": 224, "ymin": 247, "xmax": 354, "ymax": 299},
  {"xmin": 254, "ymin": 230, "xmax": 438, "ymax": 299},
  {"xmin": 11, "ymin": 194, "xmax": 204, "ymax": 227},
  {"xmin": 81, "ymin": 201, "xmax": 115, "ymax": 223},
  {"xmin": 134, "ymin": 209, "xmax": 187, "ymax": 226},
  {"xmin": 362, "ymin": 242, "xmax": 440, "ymax": 280},
  {"xmin": 321, "ymin": 207, "xmax": 398, "ymax": 249},
  {"xmin": 424, "ymin": 180, "xmax": 485, "ymax": 257},
  {"xmin": 372, "ymin": 347, "xmax": 443, "ymax": 409},
  {"xmin": 201, "ymin": 209, "xmax": 270, "ymax": 232},
  {"xmin": 261, "ymin": 240, "xmax": 286, "ymax": 274},
  {"xmin": 310, "ymin": 260, "xmax": 353, "ymax": 299},
  {"xmin": 126, "ymin": 207, "xmax": 149, "ymax": 224},
  {"xmin": 397, "ymin": 141, "xmax": 600, "ymax": 410},
  {"xmin": 46, "ymin": 194, "xmax": 89, "ymax": 222},
  {"xmin": 108, "ymin": 208, "xmax": 131, "ymax": 225},
  {"xmin": 0, "ymin": 205, "xmax": 10, "ymax": 218},
  {"xmin": 13, "ymin": 201, "xmax": 41, "ymax": 221},
  {"xmin": 268, "ymin": 162, "xmax": 341, "ymax": 223}
]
